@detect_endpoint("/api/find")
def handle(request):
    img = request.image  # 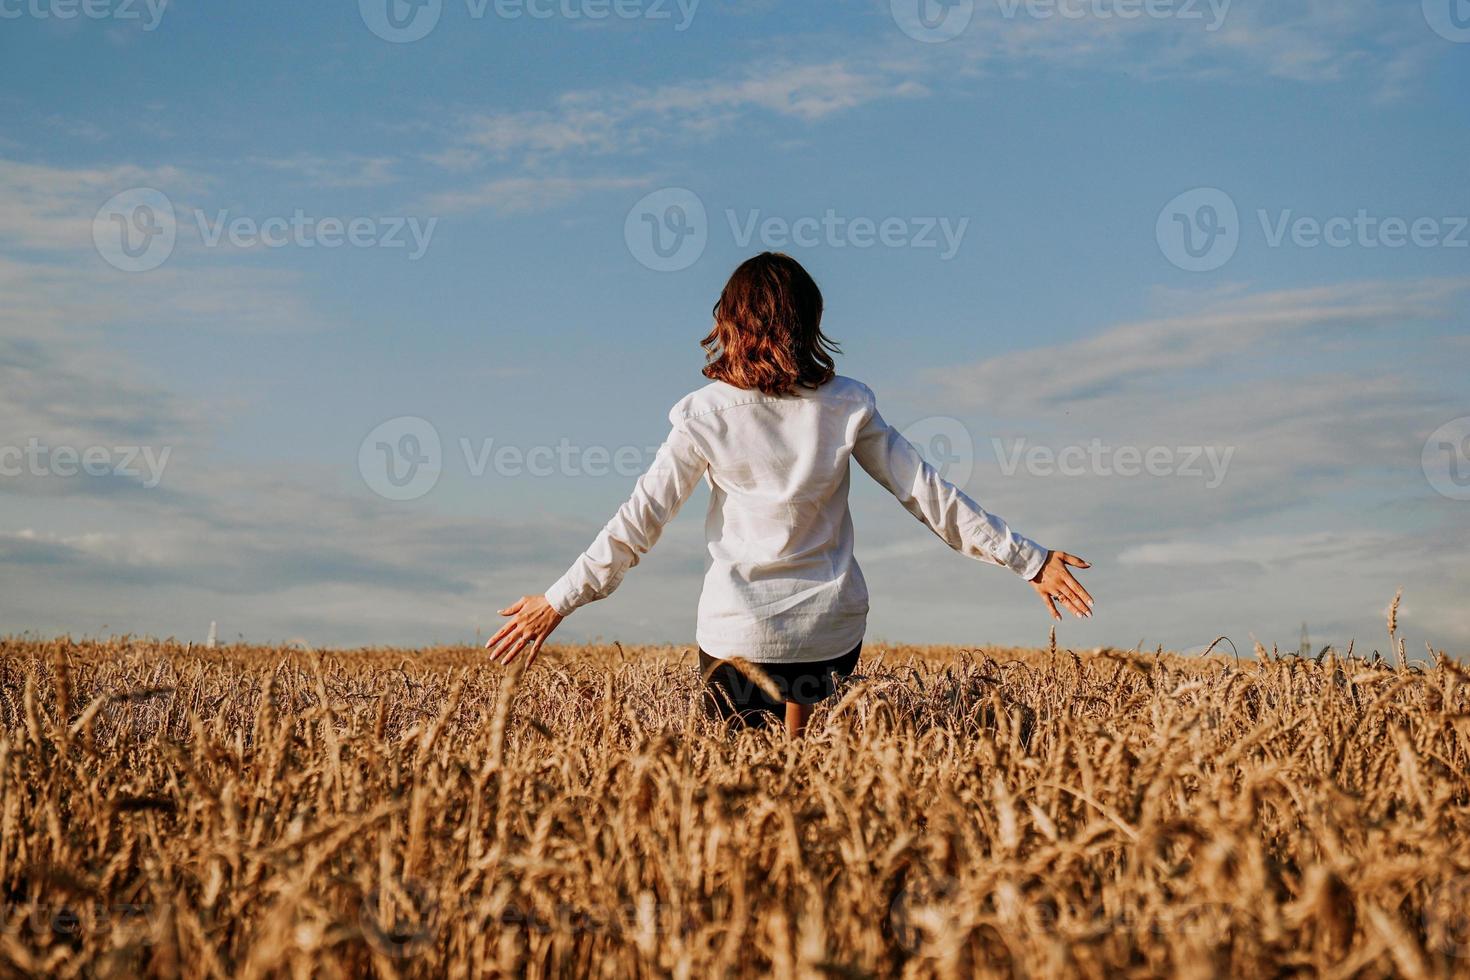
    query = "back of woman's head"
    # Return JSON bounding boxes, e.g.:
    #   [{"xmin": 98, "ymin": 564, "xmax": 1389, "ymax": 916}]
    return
[{"xmin": 701, "ymin": 252, "xmax": 840, "ymax": 396}]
